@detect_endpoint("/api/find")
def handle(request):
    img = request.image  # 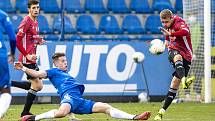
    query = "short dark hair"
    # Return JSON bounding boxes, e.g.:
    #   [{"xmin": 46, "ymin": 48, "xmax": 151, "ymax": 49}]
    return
[
  {"xmin": 52, "ymin": 53, "xmax": 65, "ymax": 61},
  {"xmin": 28, "ymin": 0, "xmax": 39, "ymax": 8}
]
